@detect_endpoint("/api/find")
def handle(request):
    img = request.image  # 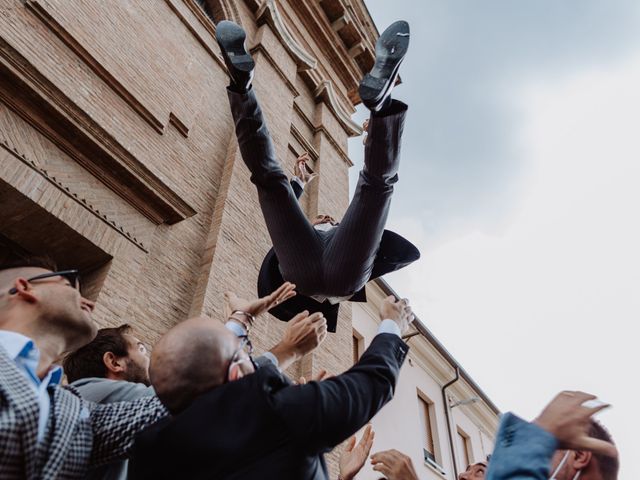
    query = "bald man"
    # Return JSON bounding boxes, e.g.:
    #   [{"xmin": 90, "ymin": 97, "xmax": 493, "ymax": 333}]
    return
[{"xmin": 129, "ymin": 296, "xmax": 415, "ymax": 480}]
